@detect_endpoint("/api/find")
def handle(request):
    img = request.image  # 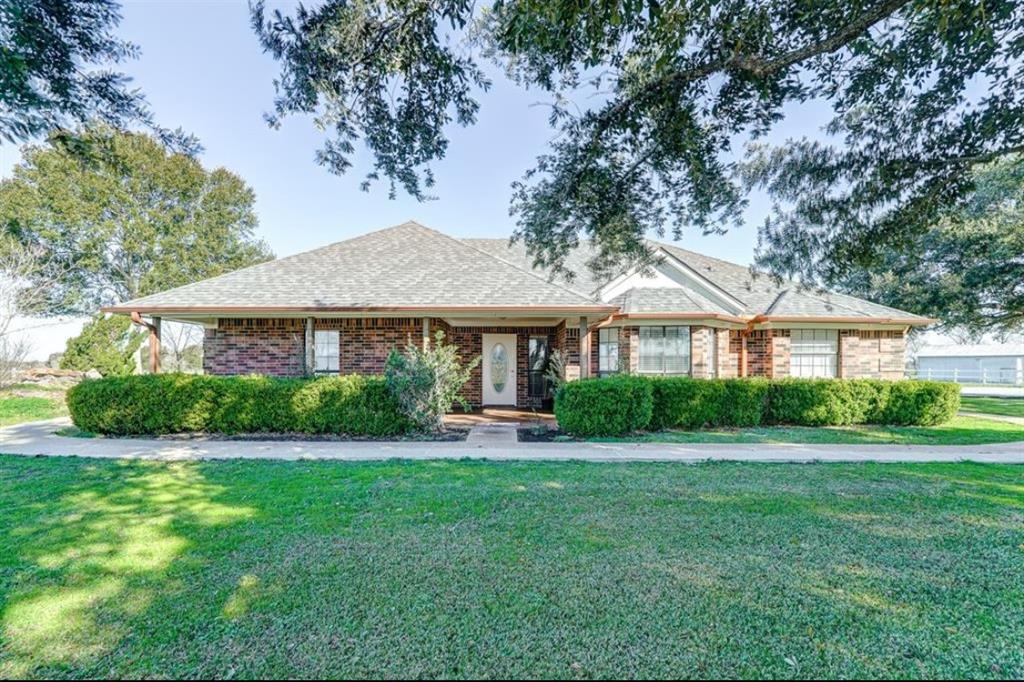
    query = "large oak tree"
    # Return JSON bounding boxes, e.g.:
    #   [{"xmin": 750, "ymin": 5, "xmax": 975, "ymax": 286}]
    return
[
  {"xmin": 0, "ymin": 125, "xmax": 273, "ymax": 314},
  {"xmin": 252, "ymin": 0, "xmax": 1024, "ymax": 326},
  {"xmin": 838, "ymin": 155, "xmax": 1024, "ymax": 337}
]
